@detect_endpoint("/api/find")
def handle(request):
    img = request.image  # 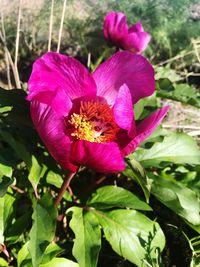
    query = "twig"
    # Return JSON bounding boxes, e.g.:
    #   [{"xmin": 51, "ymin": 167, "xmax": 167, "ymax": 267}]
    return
[
  {"xmin": 156, "ymin": 51, "xmax": 195, "ymax": 66},
  {"xmin": 48, "ymin": 0, "xmax": 54, "ymax": 51},
  {"xmin": 163, "ymin": 124, "xmax": 200, "ymax": 130},
  {"xmin": 0, "ymin": 31, "xmax": 19, "ymax": 89},
  {"xmin": 57, "ymin": 0, "xmax": 67, "ymax": 53},
  {"xmin": 14, "ymin": 0, "xmax": 22, "ymax": 88},
  {"xmin": 1, "ymin": 11, "xmax": 12, "ymax": 89},
  {"xmin": 87, "ymin": 52, "xmax": 91, "ymax": 68},
  {"xmin": 11, "ymin": 185, "xmax": 25, "ymax": 194},
  {"xmin": 188, "ymin": 130, "xmax": 200, "ymax": 137},
  {"xmin": 54, "ymin": 172, "xmax": 76, "ymax": 207}
]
